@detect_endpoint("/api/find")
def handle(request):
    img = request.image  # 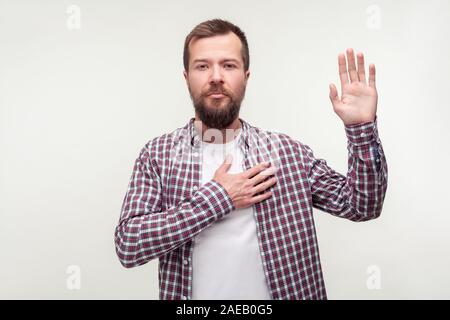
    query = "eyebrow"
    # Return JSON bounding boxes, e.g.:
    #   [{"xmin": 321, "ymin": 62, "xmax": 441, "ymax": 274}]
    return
[{"xmin": 192, "ymin": 58, "xmax": 241, "ymax": 65}]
